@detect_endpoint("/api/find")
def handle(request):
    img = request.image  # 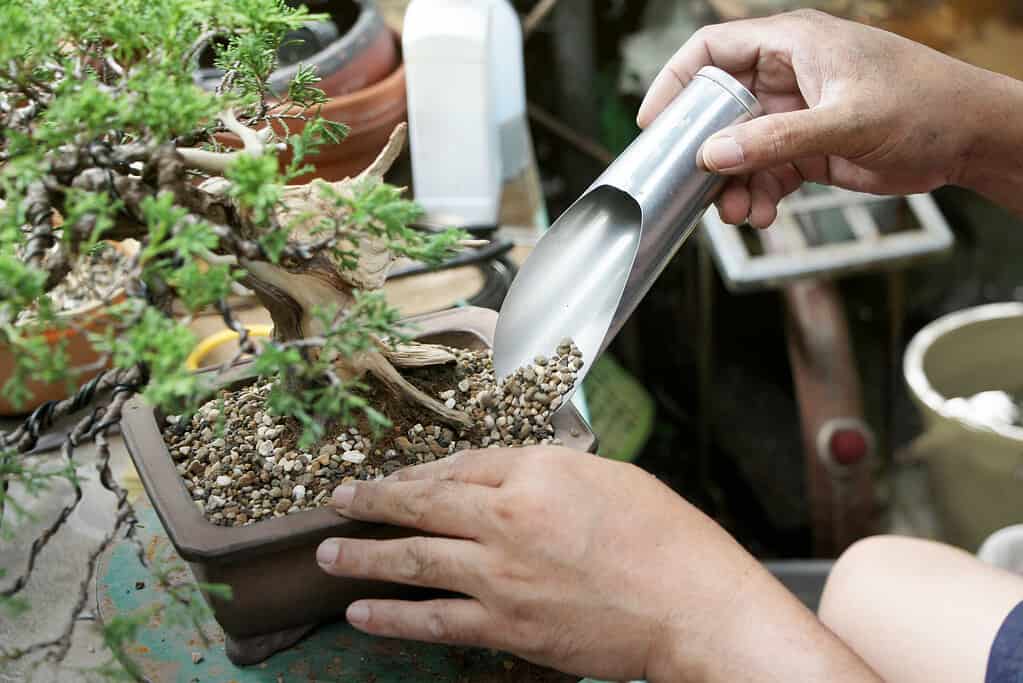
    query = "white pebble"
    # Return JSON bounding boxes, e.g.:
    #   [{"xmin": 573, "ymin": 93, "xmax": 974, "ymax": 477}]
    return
[
  {"xmin": 342, "ymin": 451, "xmax": 366, "ymax": 464},
  {"xmin": 257, "ymin": 440, "xmax": 273, "ymax": 457},
  {"xmin": 282, "ymin": 459, "xmax": 296, "ymax": 473},
  {"xmin": 439, "ymin": 390, "xmax": 455, "ymax": 400},
  {"xmin": 261, "ymin": 414, "xmax": 274, "ymax": 427},
  {"xmin": 293, "ymin": 485, "xmax": 306, "ymax": 501},
  {"xmin": 215, "ymin": 475, "xmax": 232, "ymax": 487},
  {"xmin": 458, "ymin": 379, "xmax": 470, "ymax": 392},
  {"xmin": 444, "ymin": 398, "xmax": 456, "ymax": 409}
]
